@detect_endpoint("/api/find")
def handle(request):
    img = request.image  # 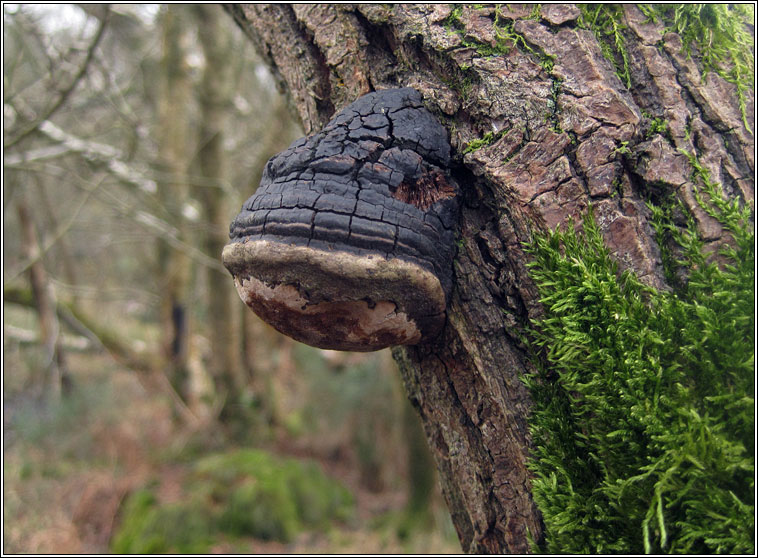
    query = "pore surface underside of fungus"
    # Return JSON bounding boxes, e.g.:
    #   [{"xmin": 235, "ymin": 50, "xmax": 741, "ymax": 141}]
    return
[{"xmin": 223, "ymin": 88, "xmax": 459, "ymax": 351}]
